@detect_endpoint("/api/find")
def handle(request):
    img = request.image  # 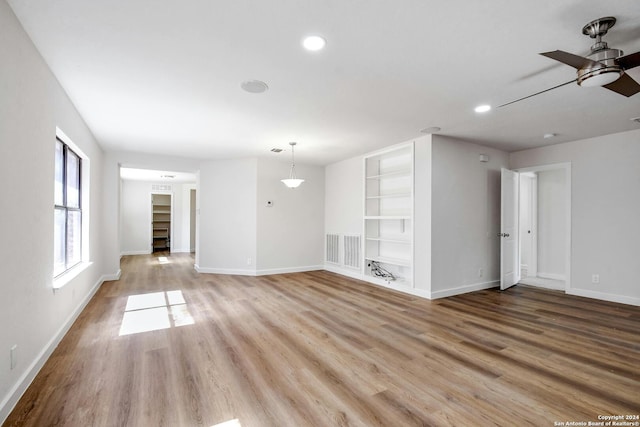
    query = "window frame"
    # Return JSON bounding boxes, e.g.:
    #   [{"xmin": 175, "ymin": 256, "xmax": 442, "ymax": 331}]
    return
[{"xmin": 54, "ymin": 137, "xmax": 82, "ymax": 277}]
